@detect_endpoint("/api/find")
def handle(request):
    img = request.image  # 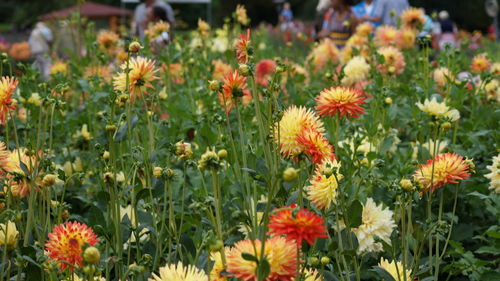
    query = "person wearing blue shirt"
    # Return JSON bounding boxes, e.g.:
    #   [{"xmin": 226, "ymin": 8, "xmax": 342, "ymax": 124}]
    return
[
  {"xmin": 352, "ymin": 0, "xmax": 379, "ymax": 27},
  {"xmin": 279, "ymin": 2, "xmax": 294, "ymax": 31}
]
